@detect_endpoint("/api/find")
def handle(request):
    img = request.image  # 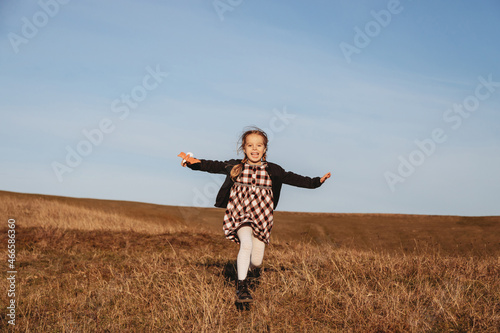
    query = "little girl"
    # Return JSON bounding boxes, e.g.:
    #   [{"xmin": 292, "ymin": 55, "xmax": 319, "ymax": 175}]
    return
[{"xmin": 180, "ymin": 127, "xmax": 331, "ymax": 303}]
